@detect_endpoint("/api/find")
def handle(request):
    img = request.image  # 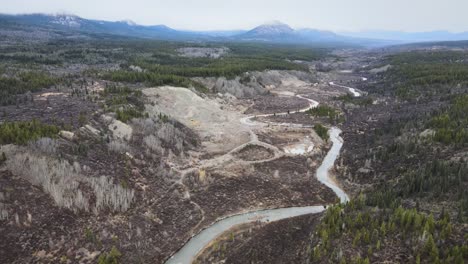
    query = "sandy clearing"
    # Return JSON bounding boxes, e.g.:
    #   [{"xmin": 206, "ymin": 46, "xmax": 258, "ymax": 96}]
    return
[
  {"xmin": 143, "ymin": 86, "xmax": 250, "ymax": 154},
  {"xmin": 35, "ymin": 92, "xmax": 67, "ymax": 101},
  {"xmin": 283, "ymin": 137, "xmax": 315, "ymax": 155}
]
